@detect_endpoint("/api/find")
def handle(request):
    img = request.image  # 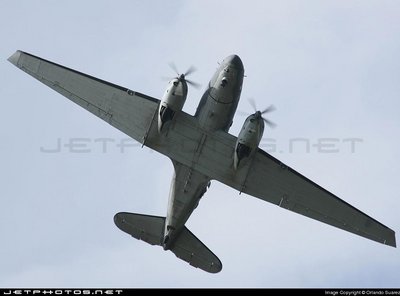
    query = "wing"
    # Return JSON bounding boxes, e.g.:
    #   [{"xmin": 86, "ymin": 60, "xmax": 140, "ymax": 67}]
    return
[
  {"xmin": 141, "ymin": 116, "xmax": 396, "ymax": 247},
  {"xmin": 243, "ymin": 150, "xmax": 396, "ymax": 247},
  {"xmin": 8, "ymin": 50, "xmax": 159, "ymax": 143}
]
